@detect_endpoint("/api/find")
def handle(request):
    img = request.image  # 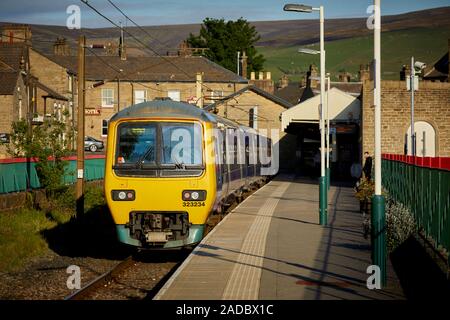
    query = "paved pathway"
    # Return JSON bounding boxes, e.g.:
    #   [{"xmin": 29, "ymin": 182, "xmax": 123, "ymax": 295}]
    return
[{"xmin": 155, "ymin": 175, "xmax": 404, "ymax": 300}]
